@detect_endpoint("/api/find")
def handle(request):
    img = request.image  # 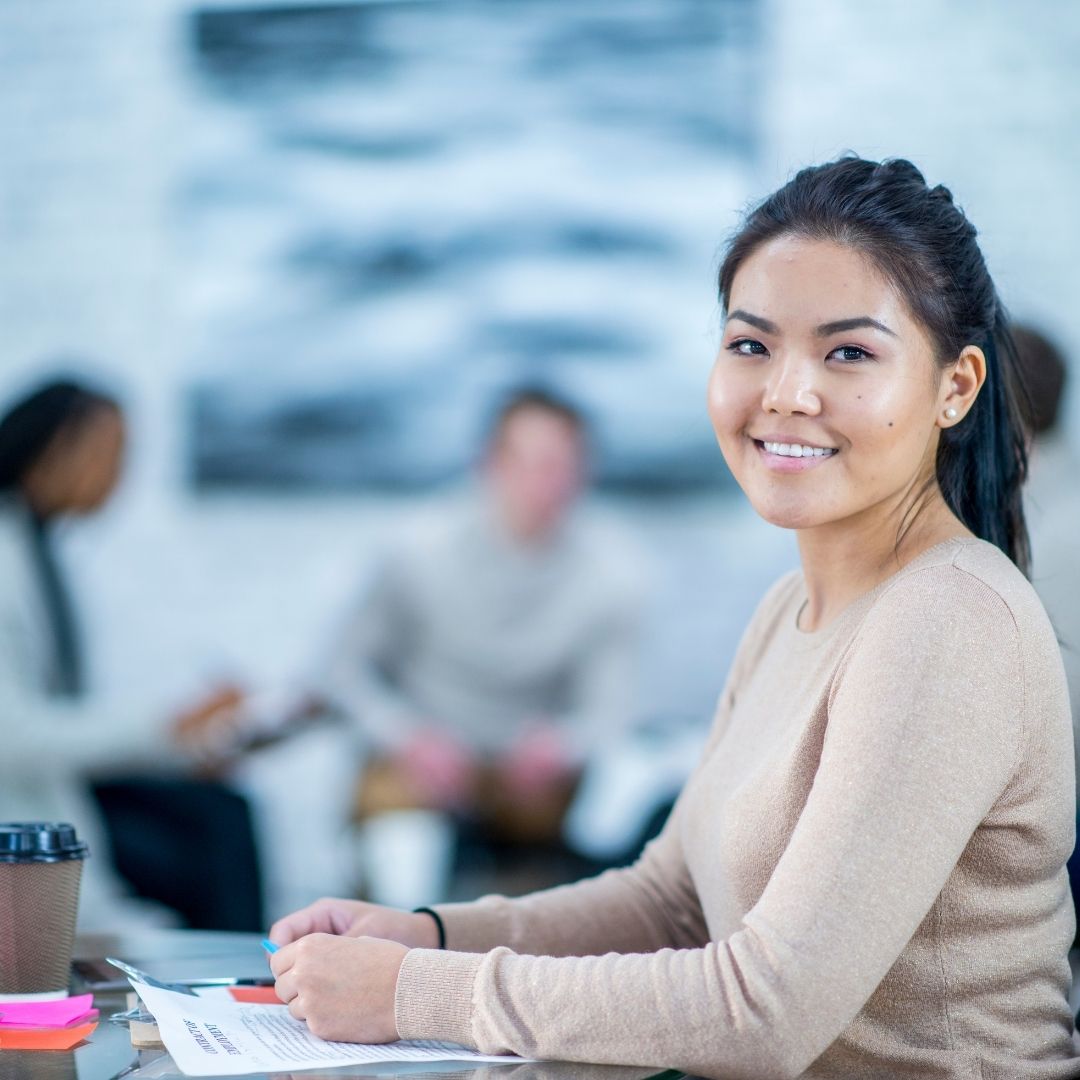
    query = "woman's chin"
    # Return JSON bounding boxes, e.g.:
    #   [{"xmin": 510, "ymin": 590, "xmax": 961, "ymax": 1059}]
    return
[{"xmin": 748, "ymin": 498, "xmax": 824, "ymax": 532}]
